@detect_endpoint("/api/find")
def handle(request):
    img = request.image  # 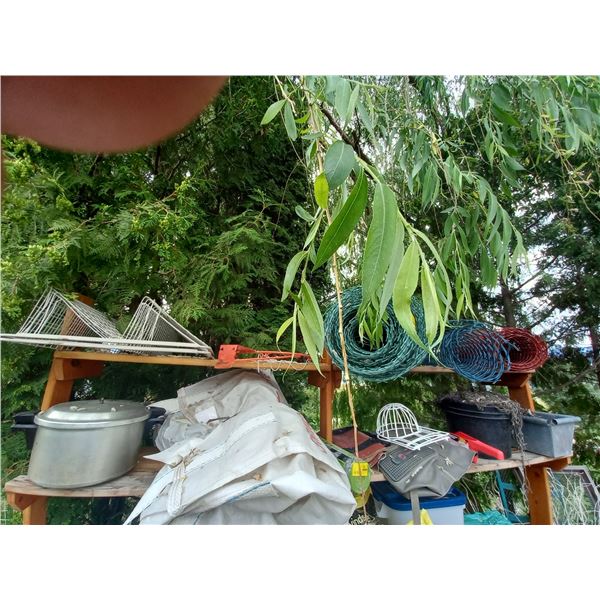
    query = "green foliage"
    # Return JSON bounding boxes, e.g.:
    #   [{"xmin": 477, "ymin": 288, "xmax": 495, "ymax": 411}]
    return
[{"xmin": 263, "ymin": 75, "xmax": 600, "ymax": 359}]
